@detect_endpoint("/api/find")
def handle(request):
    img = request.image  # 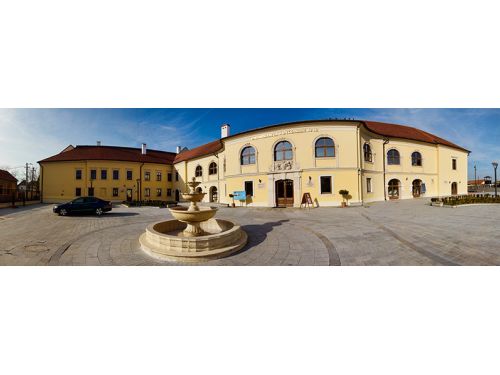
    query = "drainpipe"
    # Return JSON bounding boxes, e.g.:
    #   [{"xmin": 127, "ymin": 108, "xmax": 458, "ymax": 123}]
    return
[
  {"xmin": 214, "ymin": 153, "xmax": 220, "ymax": 203},
  {"xmin": 356, "ymin": 124, "xmax": 362, "ymax": 206},
  {"xmin": 39, "ymin": 163, "xmax": 44, "ymax": 203},
  {"xmin": 383, "ymin": 138, "xmax": 390, "ymax": 201},
  {"xmin": 139, "ymin": 163, "xmax": 144, "ymax": 201}
]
